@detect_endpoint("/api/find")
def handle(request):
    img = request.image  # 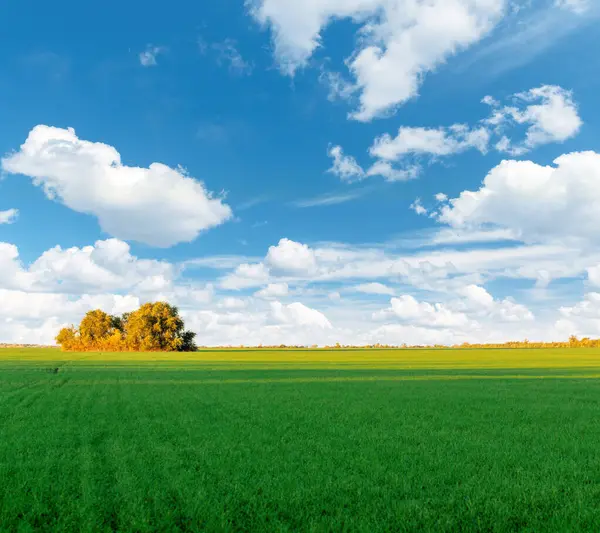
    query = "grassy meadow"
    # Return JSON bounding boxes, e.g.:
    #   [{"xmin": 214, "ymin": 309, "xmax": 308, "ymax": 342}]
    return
[{"xmin": 3, "ymin": 347, "xmax": 600, "ymax": 532}]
